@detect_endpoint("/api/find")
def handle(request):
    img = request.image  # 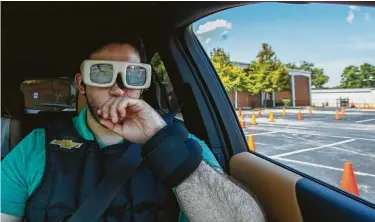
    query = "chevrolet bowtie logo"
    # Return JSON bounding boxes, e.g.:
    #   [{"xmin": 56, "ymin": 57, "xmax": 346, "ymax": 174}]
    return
[{"xmin": 50, "ymin": 139, "xmax": 83, "ymax": 149}]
